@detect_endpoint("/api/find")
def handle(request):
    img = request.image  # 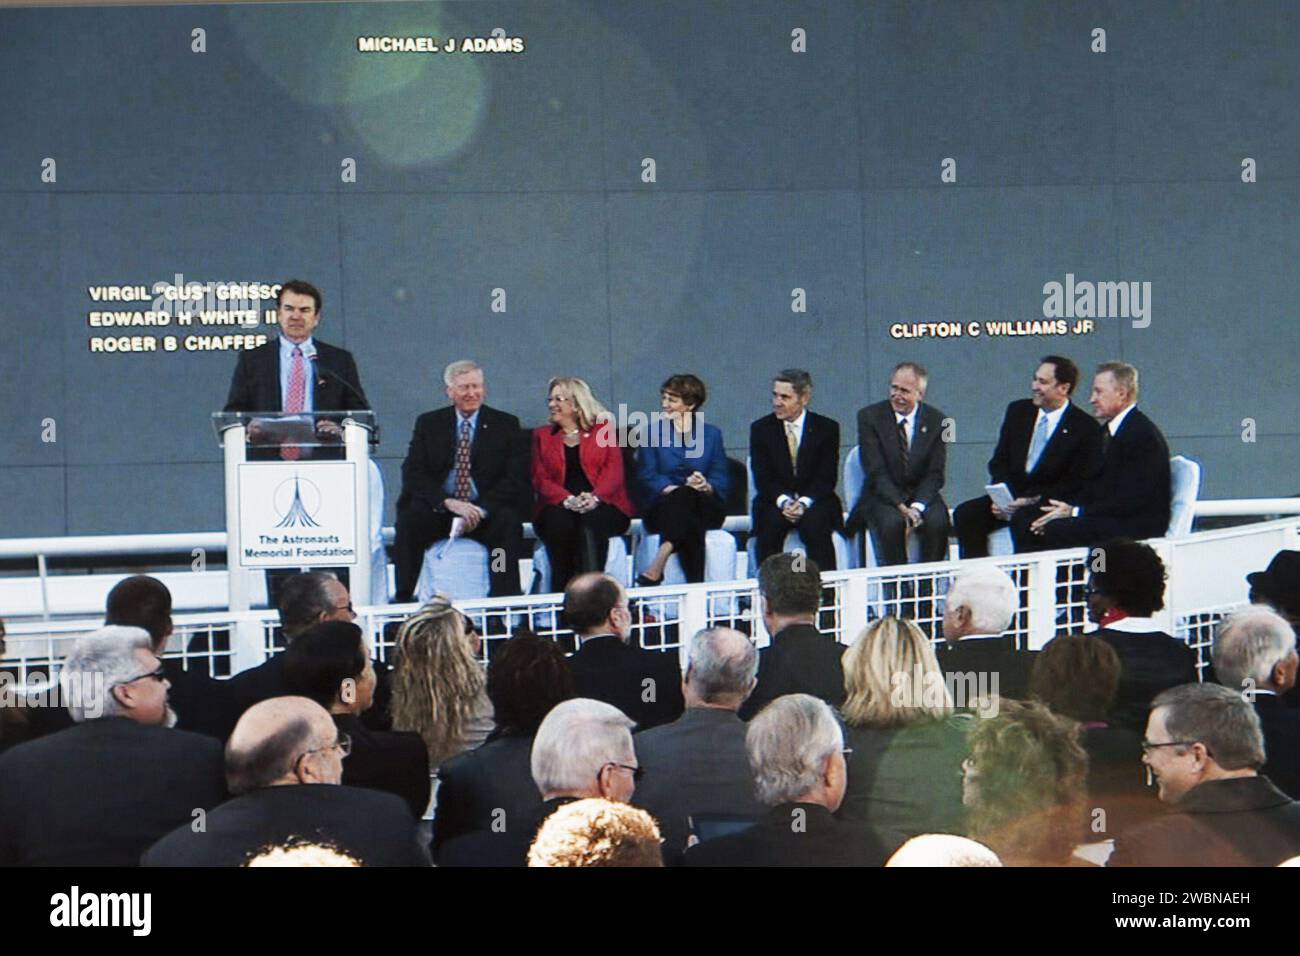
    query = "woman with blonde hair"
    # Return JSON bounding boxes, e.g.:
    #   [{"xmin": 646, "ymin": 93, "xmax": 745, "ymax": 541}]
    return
[
  {"xmin": 390, "ymin": 596, "xmax": 494, "ymax": 772},
  {"xmin": 836, "ymin": 616, "xmax": 971, "ymax": 839},
  {"xmin": 531, "ymin": 377, "xmax": 635, "ymax": 593}
]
